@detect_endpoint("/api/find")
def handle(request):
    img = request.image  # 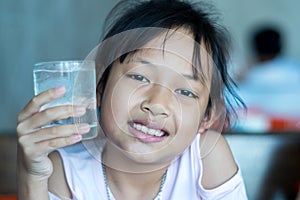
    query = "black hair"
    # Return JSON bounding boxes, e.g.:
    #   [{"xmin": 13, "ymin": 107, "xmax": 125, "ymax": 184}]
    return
[
  {"xmin": 252, "ymin": 27, "xmax": 282, "ymax": 56},
  {"xmin": 96, "ymin": 0, "xmax": 244, "ymax": 130}
]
